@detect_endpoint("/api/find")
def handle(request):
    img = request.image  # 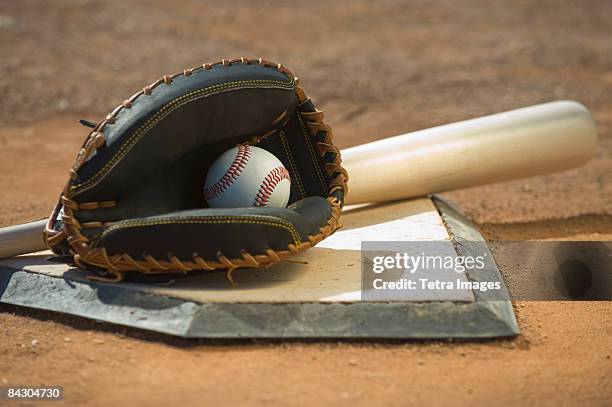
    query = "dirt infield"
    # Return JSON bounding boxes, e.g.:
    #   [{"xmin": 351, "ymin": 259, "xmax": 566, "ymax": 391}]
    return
[{"xmin": 1, "ymin": 1, "xmax": 611, "ymax": 406}]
